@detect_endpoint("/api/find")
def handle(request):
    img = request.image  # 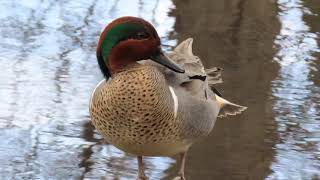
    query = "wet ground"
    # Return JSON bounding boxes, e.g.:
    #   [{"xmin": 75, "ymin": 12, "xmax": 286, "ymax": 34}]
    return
[{"xmin": 0, "ymin": 0, "xmax": 319, "ymax": 179}]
